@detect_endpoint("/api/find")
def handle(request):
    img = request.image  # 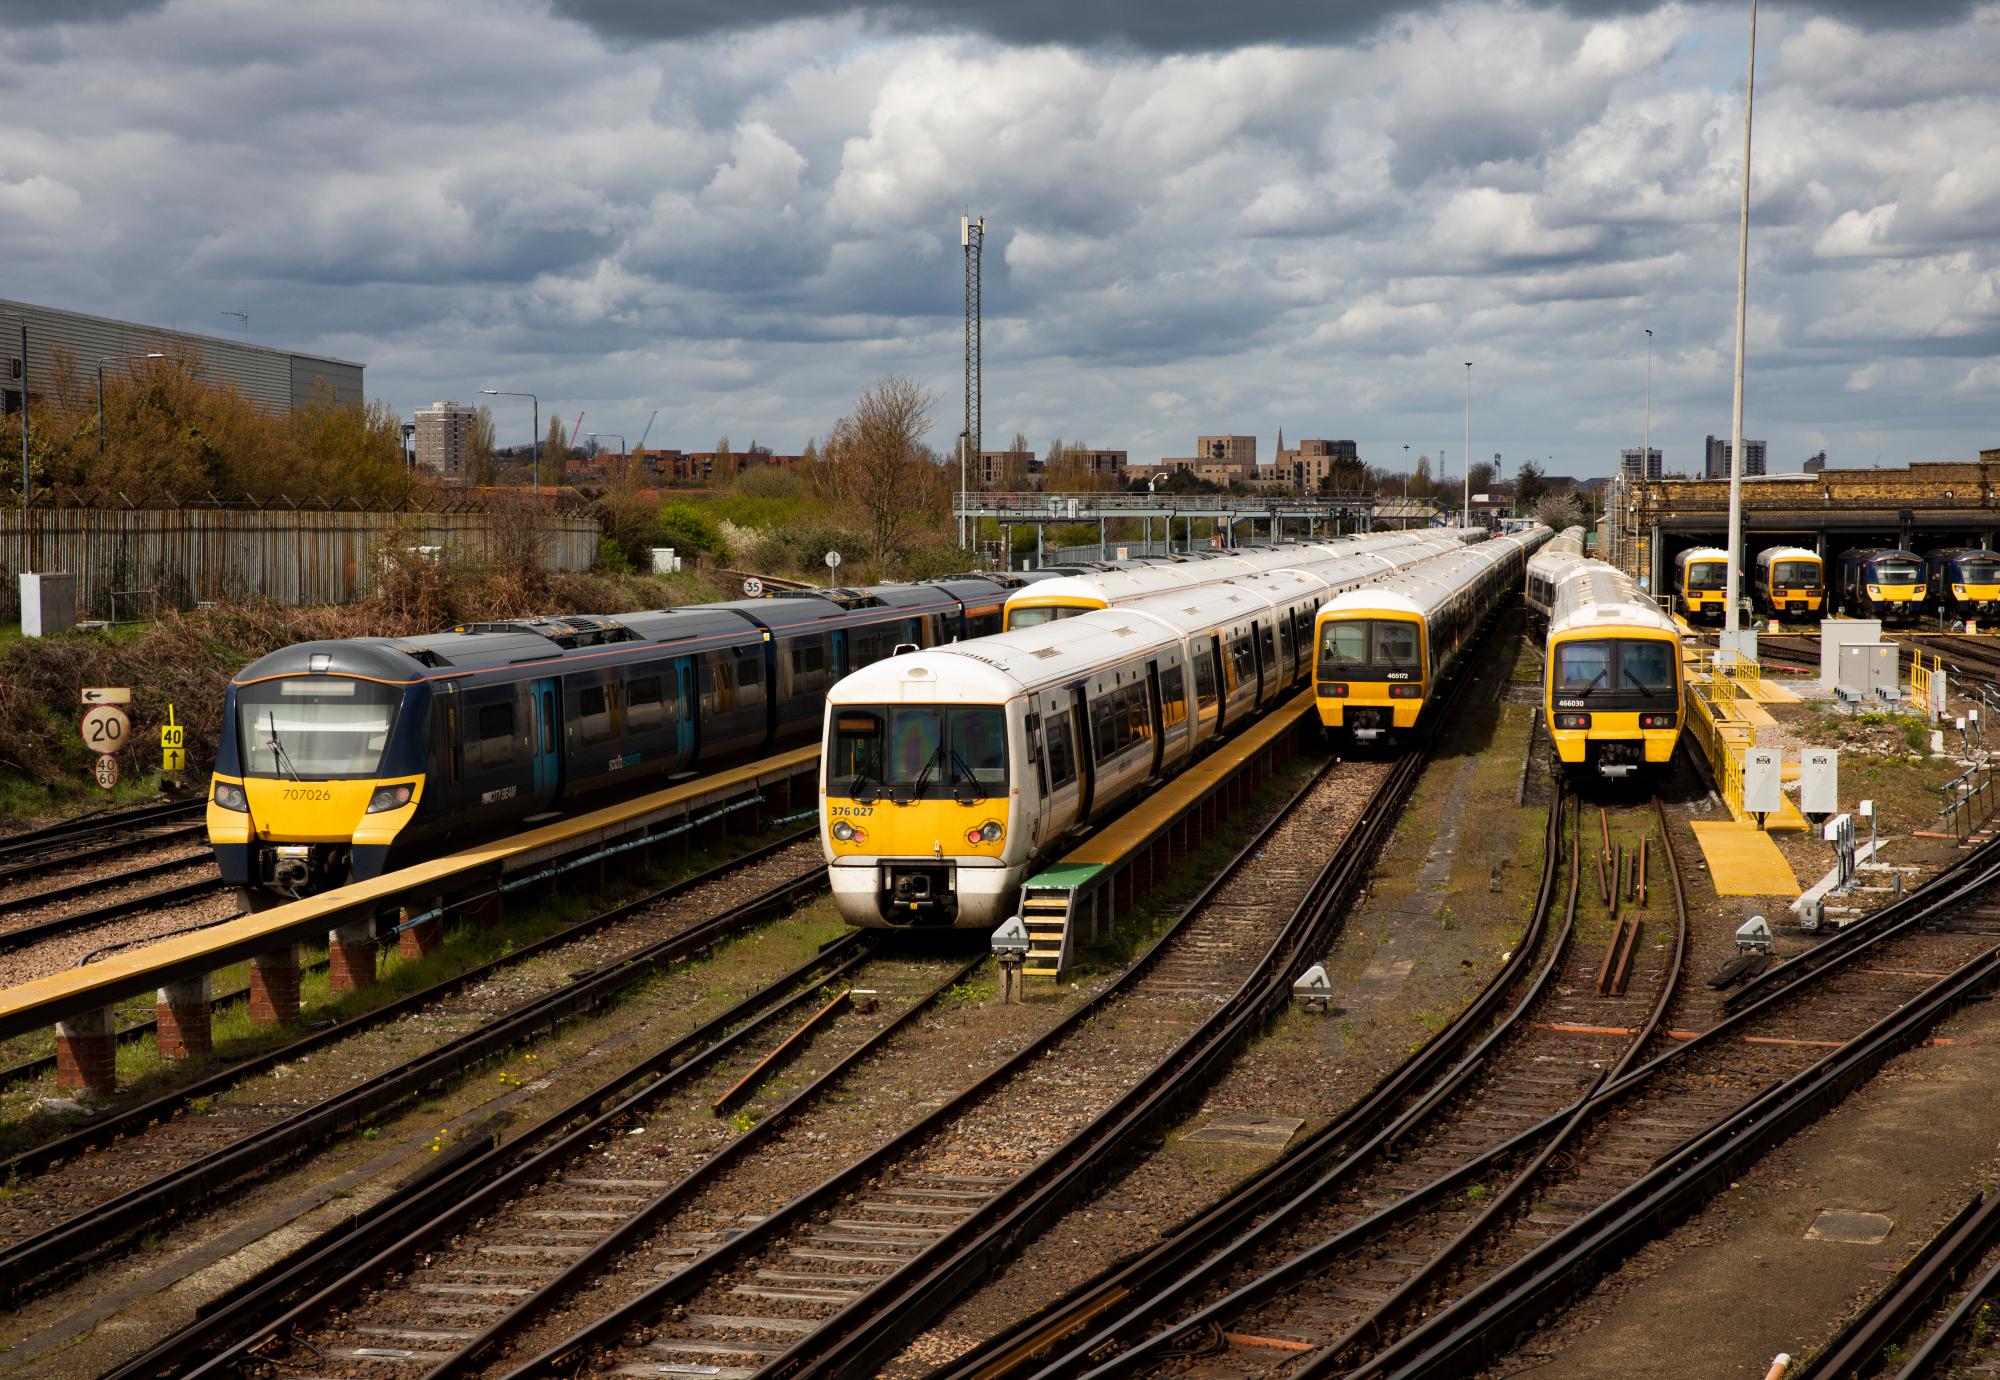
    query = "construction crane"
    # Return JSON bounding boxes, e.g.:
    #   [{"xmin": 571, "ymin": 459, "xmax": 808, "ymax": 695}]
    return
[{"xmin": 636, "ymin": 409, "xmax": 658, "ymax": 453}]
